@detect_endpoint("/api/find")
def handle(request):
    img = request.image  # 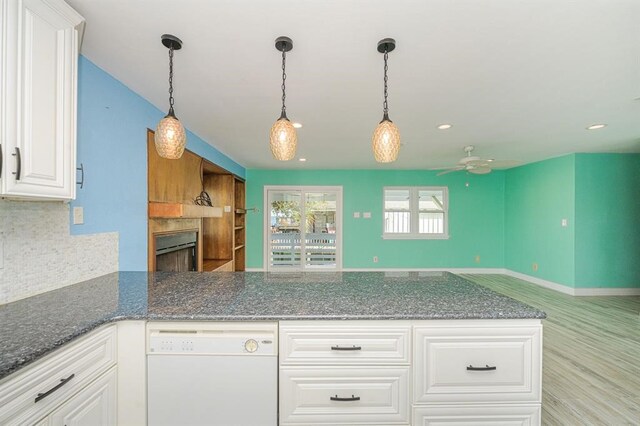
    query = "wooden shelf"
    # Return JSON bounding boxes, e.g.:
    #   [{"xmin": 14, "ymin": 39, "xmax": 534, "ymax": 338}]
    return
[
  {"xmin": 234, "ymin": 245, "xmax": 245, "ymax": 250},
  {"xmin": 203, "ymin": 258, "xmax": 233, "ymax": 271},
  {"xmin": 149, "ymin": 202, "xmax": 222, "ymax": 219},
  {"xmin": 234, "ymin": 226, "xmax": 244, "ymax": 230}
]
